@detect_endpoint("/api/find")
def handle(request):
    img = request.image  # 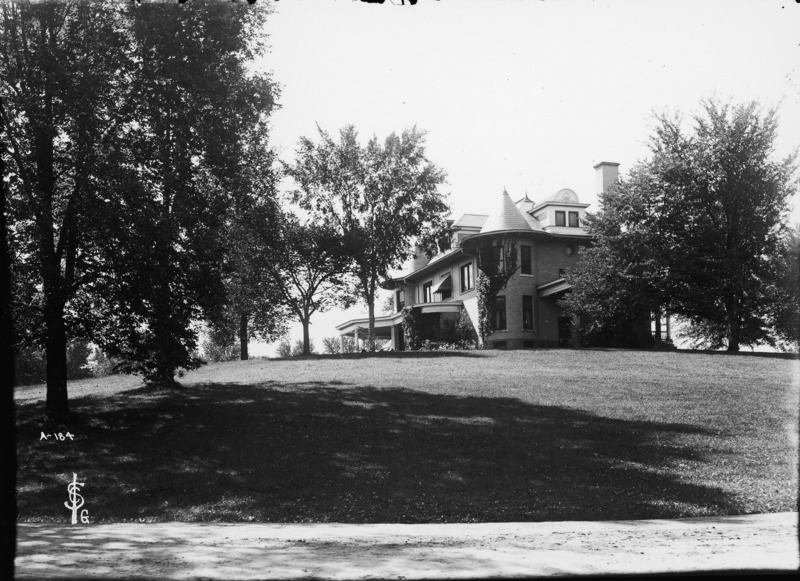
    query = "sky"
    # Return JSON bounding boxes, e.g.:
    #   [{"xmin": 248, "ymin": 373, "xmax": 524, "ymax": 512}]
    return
[{"xmin": 249, "ymin": 0, "xmax": 800, "ymax": 356}]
